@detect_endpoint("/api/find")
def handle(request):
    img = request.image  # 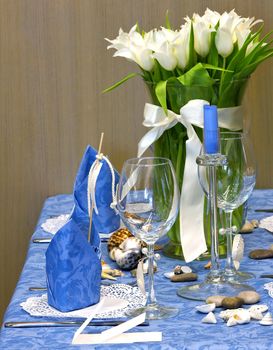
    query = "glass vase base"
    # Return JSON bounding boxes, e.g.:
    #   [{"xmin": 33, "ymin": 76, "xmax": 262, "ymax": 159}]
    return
[
  {"xmin": 223, "ymin": 270, "xmax": 255, "ymax": 282},
  {"xmin": 126, "ymin": 303, "xmax": 179, "ymax": 320},
  {"xmin": 177, "ymin": 281, "xmax": 255, "ymax": 301}
]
